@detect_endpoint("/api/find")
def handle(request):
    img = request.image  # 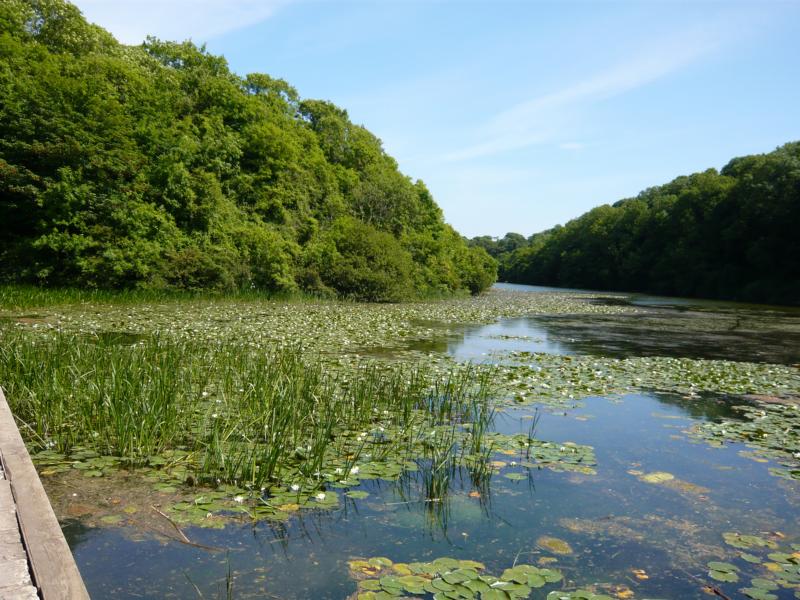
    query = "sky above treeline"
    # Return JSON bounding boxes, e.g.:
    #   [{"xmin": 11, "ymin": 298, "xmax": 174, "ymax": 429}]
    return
[{"xmin": 72, "ymin": 0, "xmax": 800, "ymax": 238}]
